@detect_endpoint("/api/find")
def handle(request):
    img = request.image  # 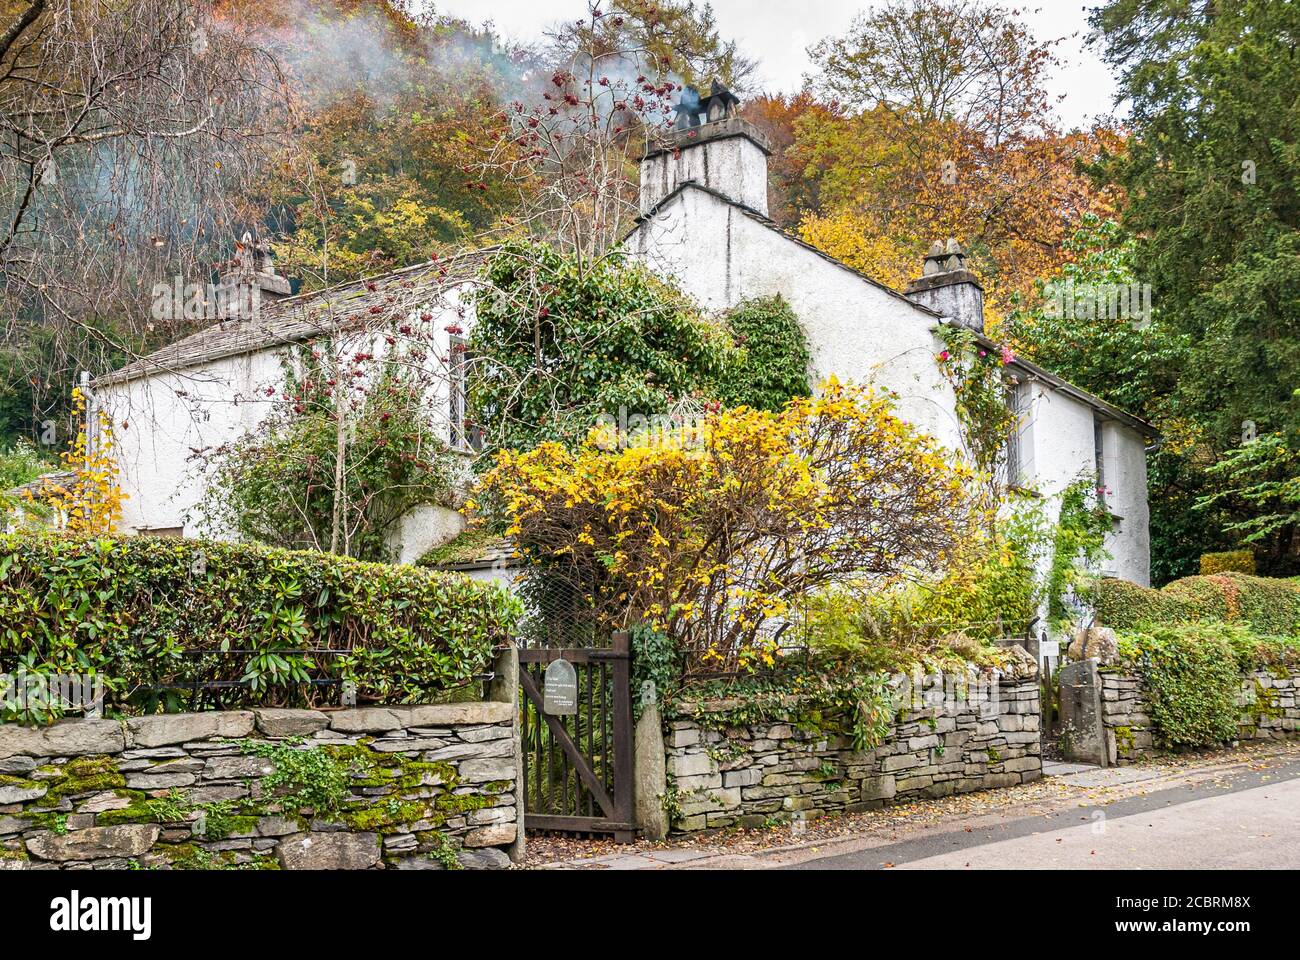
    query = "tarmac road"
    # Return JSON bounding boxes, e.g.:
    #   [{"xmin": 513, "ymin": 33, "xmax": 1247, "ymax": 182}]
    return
[{"xmin": 783, "ymin": 758, "xmax": 1300, "ymax": 870}]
